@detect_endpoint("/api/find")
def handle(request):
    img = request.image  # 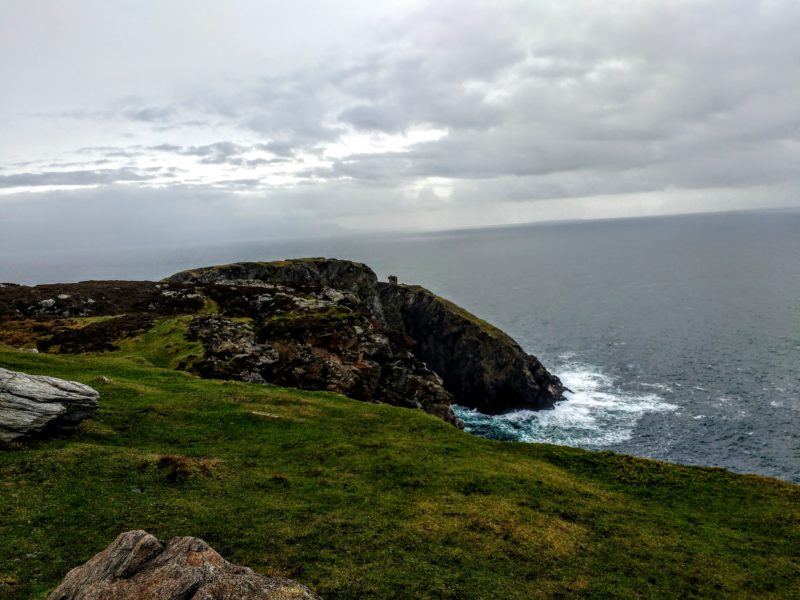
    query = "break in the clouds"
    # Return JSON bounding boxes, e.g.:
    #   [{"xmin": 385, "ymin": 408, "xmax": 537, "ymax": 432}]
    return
[{"xmin": 1, "ymin": 0, "xmax": 799, "ymax": 250}]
